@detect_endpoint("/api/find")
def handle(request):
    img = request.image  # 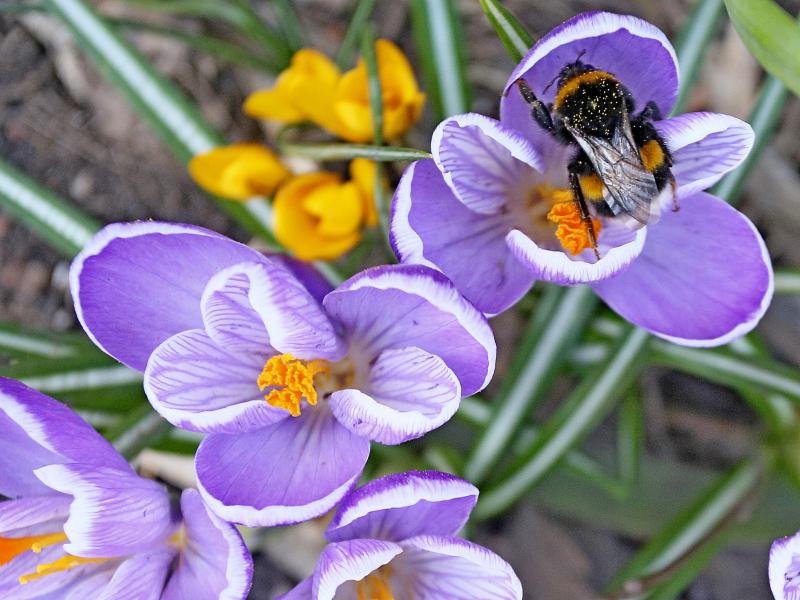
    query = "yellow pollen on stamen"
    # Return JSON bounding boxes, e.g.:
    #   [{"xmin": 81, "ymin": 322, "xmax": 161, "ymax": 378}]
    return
[
  {"xmin": 18, "ymin": 554, "xmax": 108, "ymax": 585},
  {"xmin": 0, "ymin": 532, "xmax": 67, "ymax": 566},
  {"xmin": 546, "ymin": 200, "xmax": 603, "ymax": 256},
  {"xmin": 356, "ymin": 566, "xmax": 395, "ymax": 600},
  {"xmin": 257, "ymin": 353, "xmax": 330, "ymax": 417}
]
